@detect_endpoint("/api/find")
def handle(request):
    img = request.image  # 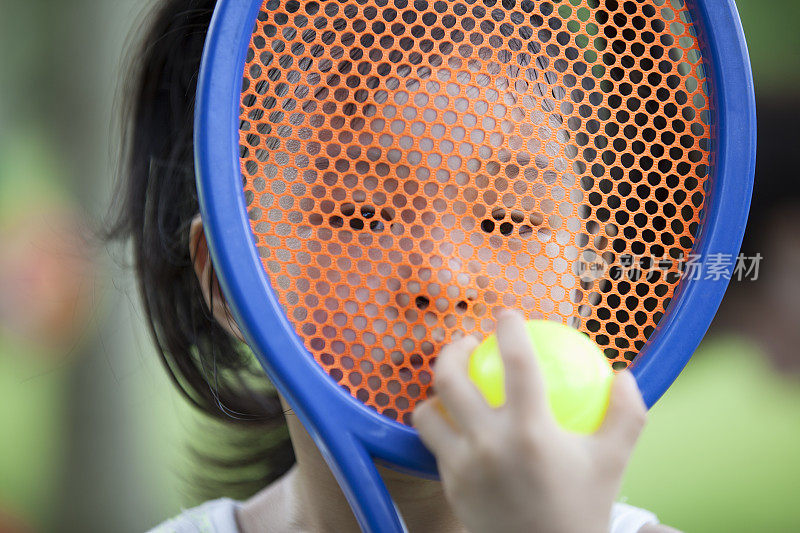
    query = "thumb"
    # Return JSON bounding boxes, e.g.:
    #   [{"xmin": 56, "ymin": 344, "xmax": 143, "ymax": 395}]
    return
[{"xmin": 594, "ymin": 371, "xmax": 647, "ymax": 454}]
